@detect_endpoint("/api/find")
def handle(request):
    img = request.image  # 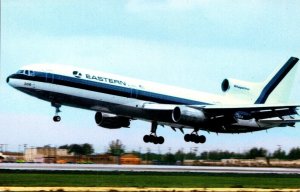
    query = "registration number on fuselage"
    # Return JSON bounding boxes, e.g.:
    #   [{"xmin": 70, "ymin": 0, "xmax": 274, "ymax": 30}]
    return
[{"xmin": 24, "ymin": 82, "xmax": 33, "ymax": 87}]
